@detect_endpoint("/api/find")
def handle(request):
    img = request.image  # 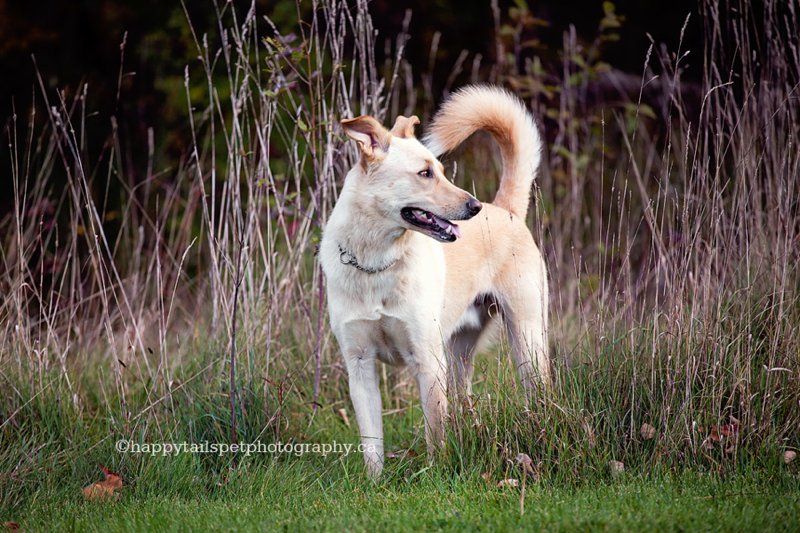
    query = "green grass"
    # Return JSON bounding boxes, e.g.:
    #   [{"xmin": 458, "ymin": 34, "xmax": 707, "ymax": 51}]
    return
[
  {"xmin": 7, "ymin": 454, "xmax": 800, "ymax": 531},
  {"xmin": 2, "ymin": 350, "xmax": 799, "ymax": 531}
]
